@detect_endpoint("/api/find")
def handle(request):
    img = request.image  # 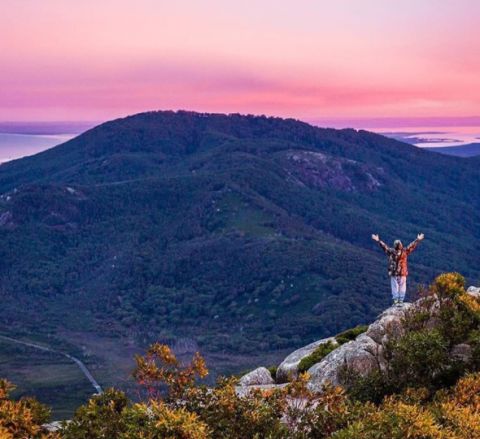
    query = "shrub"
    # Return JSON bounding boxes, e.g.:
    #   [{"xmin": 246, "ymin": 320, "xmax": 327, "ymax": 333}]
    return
[
  {"xmin": 468, "ymin": 330, "xmax": 480, "ymax": 368},
  {"xmin": 0, "ymin": 378, "xmax": 56, "ymax": 439},
  {"xmin": 435, "ymin": 372, "xmax": 480, "ymax": 438},
  {"xmin": 6, "ymin": 272, "xmax": 480, "ymax": 439},
  {"xmin": 332, "ymin": 396, "xmax": 446, "ymax": 439},
  {"xmin": 457, "ymin": 293, "xmax": 480, "ymax": 318},
  {"xmin": 387, "ymin": 328, "xmax": 452, "ymax": 390},
  {"xmin": 61, "ymin": 388, "xmax": 129, "ymax": 438},
  {"xmin": 340, "ymin": 367, "xmax": 392, "ymax": 404},
  {"xmin": 335, "ymin": 325, "xmax": 368, "ymax": 345},
  {"xmin": 133, "ymin": 343, "xmax": 208, "ymax": 400},
  {"xmin": 298, "ymin": 340, "xmax": 337, "ymax": 373},
  {"xmin": 435, "ymin": 299, "xmax": 478, "ymax": 346},
  {"xmin": 181, "ymin": 377, "xmax": 287, "ymax": 439},
  {"xmin": 431, "ymin": 273, "xmax": 480, "ymax": 345},
  {"xmin": 267, "ymin": 365, "xmax": 278, "ymax": 381},
  {"xmin": 124, "ymin": 400, "xmax": 209, "ymax": 439},
  {"xmin": 431, "ymin": 272, "xmax": 465, "ymax": 300},
  {"xmin": 62, "ymin": 389, "xmax": 209, "ymax": 439},
  {"xmin": 287, "ymin": 383, "xmax": 368, "ymax": 439},
  {"xmin": 402, "ymin": 298, "xmax": 435, "ymax": 332}
]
